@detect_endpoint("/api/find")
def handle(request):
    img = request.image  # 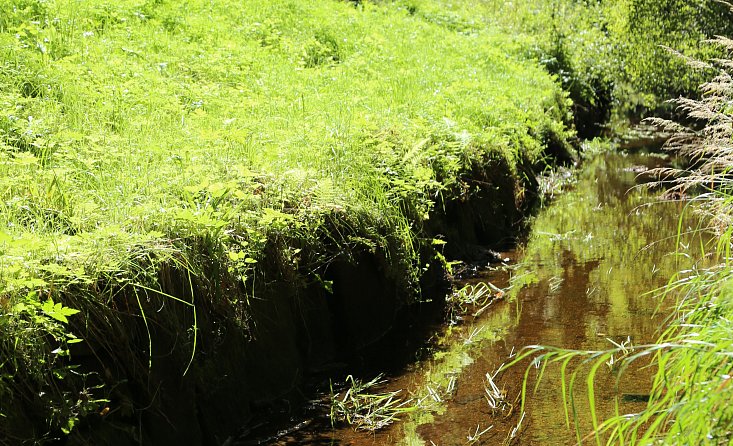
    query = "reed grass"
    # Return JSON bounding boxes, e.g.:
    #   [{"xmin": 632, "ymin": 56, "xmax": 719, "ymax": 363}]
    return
[
  {"xmin": 329, "ymin": 374, "xmax": 419, "ymax": 432},
  {"xmin": 505, "ymin": 32, "xmax": 733, "ymax": 445}
]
